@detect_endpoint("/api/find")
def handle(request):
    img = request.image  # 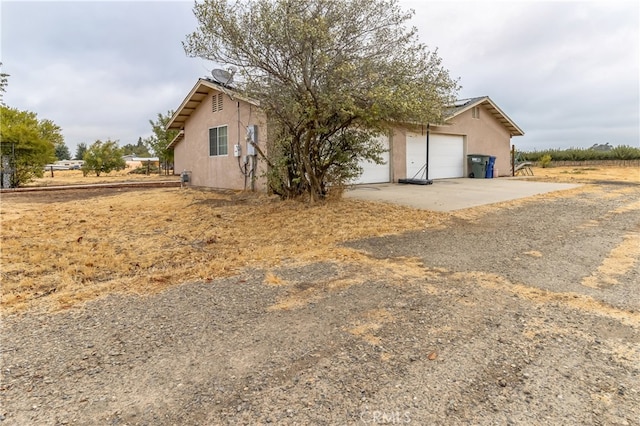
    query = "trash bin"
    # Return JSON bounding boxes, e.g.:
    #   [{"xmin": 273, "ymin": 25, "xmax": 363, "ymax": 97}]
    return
[
  {"xmin": 467, "ymin": 154, "xmax": 489, "ymax": 179},
  {"xmin": 485, "ymin": 156, "xmax": 496, "ymax": 179}
]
